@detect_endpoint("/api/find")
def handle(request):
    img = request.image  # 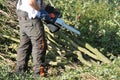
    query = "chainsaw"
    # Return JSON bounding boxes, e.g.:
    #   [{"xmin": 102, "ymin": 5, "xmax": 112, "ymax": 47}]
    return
[{"xmin": 44, "ymin": 4, "xmax": 80, "ymax": 35}]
